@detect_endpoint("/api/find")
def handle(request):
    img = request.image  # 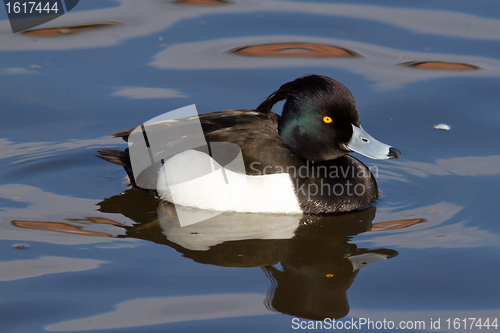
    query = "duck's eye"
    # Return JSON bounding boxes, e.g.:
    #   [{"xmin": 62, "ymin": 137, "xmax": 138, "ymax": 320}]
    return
[{"xmin": 323, "ymin": 116, "xmax": 333, "ymax": 123}]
